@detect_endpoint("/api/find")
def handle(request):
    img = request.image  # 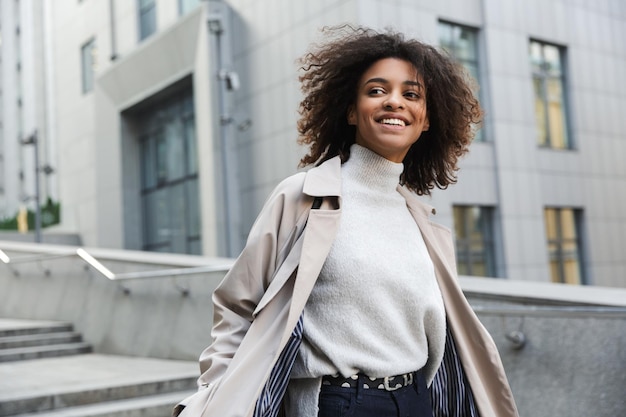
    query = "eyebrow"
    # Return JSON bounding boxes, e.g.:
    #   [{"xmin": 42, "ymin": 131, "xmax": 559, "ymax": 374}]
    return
[{"xmin": 364, "ymin": 77, "xmax": 423, "ymax": 88}]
